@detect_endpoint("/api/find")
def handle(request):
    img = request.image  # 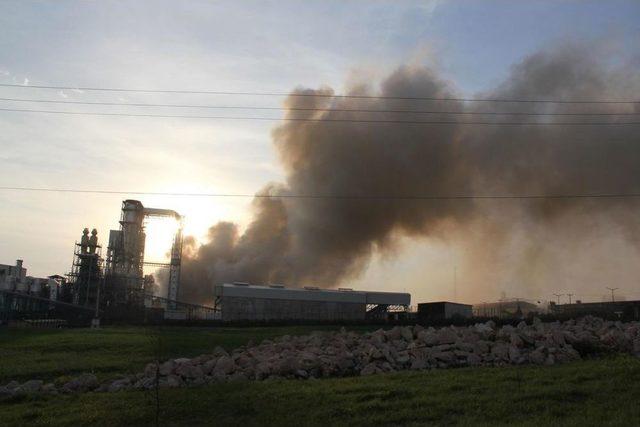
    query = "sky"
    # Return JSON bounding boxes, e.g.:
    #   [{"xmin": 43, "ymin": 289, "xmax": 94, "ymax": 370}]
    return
[{"xmin": 1, "ymin": 0, "xmax": 639, "ymax": 304}]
